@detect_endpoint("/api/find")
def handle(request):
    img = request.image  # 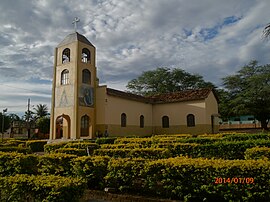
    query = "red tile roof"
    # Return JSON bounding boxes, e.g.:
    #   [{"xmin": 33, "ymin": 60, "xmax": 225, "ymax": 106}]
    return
[{"xmin": 106, "ymin": 88, "xmax": 214, "ymax": 104}]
